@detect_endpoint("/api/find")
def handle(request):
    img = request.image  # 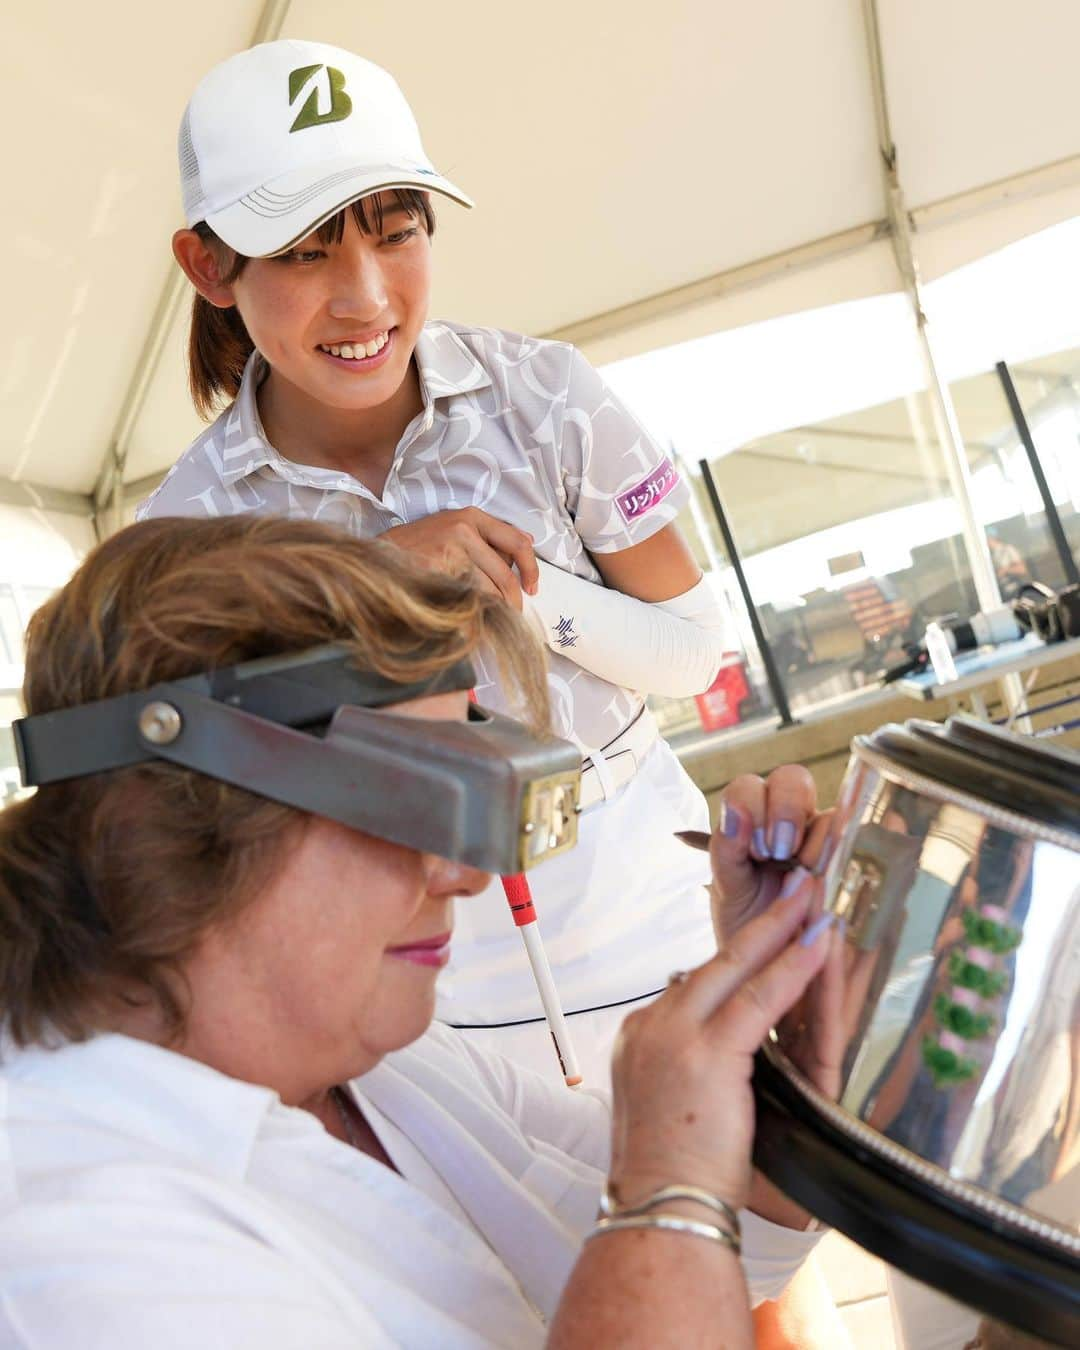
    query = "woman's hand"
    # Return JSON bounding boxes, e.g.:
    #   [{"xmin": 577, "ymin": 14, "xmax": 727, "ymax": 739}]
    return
[
  {"xmin": 380, "ymin": 508, "xmax": 538, "ymax": 609},
  {"xmin": 551, "ymin": 899, "xmax": 825, "ymax": 1350},
  {"xmin": 607, "ymin": 878, "xmax": 832, "ymax": 1214},
  {"xmin": 708, "ymin": 764, "xmax": 834, "ymax": 942},
  {"xmin": 707, "ymin": 766, "xmax": 846, "ymax": 1108}
]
